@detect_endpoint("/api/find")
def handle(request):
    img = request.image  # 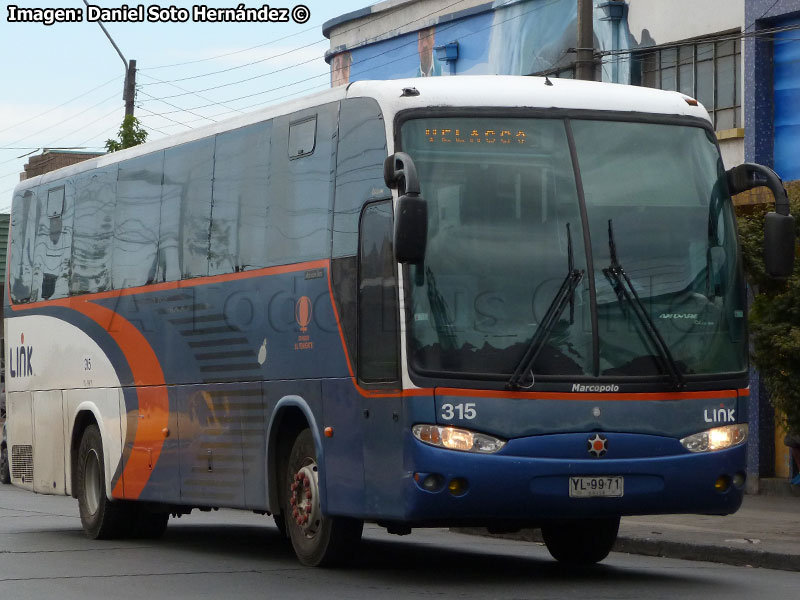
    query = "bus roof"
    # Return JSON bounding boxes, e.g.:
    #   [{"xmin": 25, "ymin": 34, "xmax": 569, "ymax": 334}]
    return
[
  {"xmin": 345, "ymin": 76, "xmax": 711, "ymax": 123},
  {"xmin": 12, "ymin": 76, "xmax": 710, "ymax": 195}
]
